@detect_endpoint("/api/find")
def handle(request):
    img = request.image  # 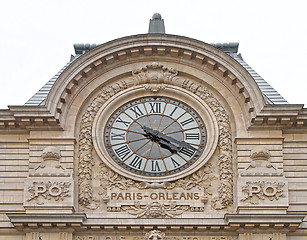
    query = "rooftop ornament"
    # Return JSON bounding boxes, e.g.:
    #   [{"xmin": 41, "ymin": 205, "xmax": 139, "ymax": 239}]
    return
[{"xmin": 148, "ymin": 13, "xmax": 165, "ymax": 34}]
